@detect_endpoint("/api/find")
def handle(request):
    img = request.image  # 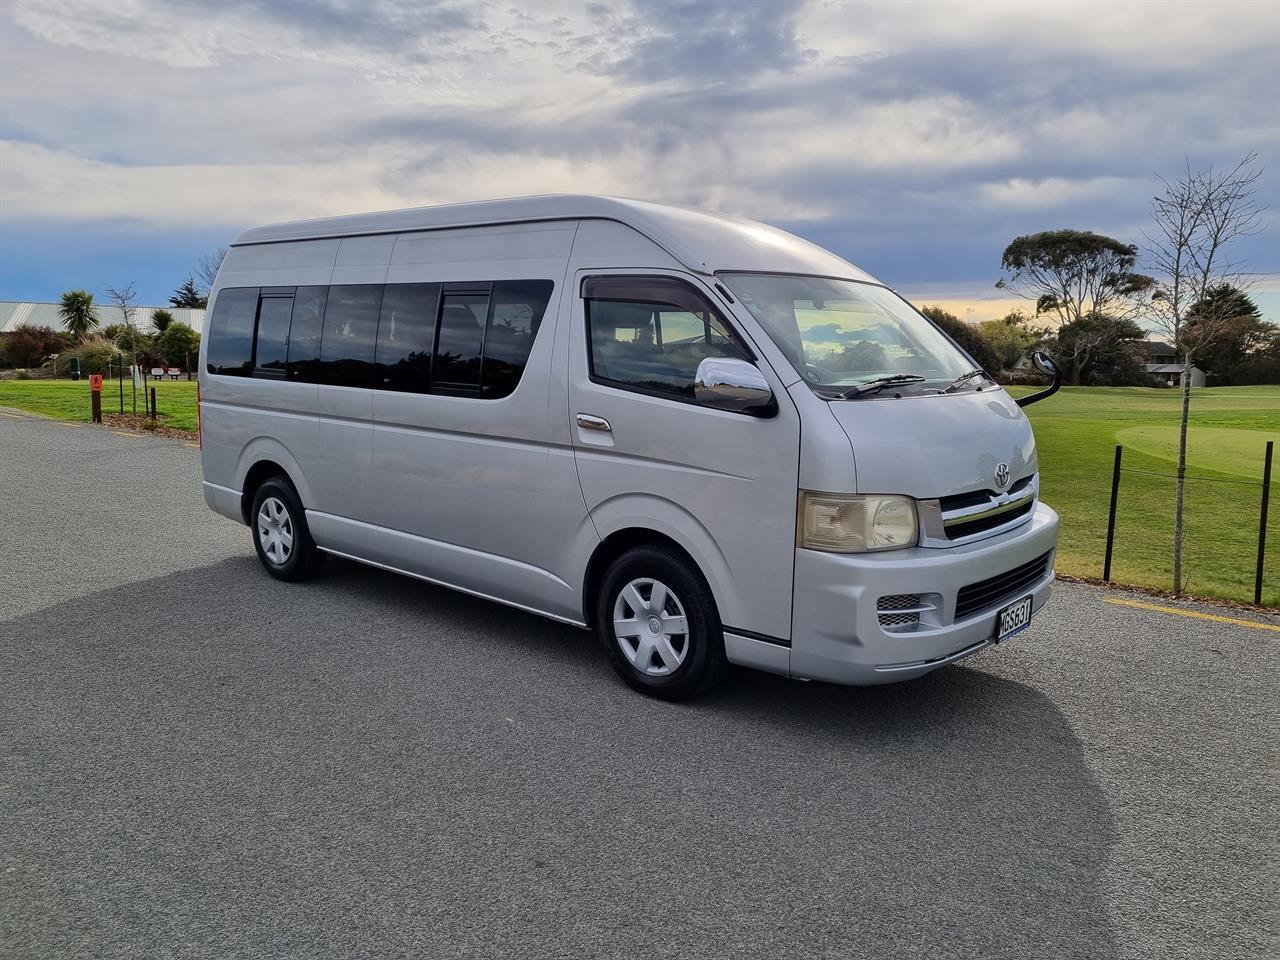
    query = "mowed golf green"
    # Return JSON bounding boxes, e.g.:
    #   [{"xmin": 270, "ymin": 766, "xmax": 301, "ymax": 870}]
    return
[
  {"xmin": 2, "ymin": 378, "xmax": 1276, "ymax": 604},
  {"xmin": 0, "ymin": 378, "xmax": 199, "ymax": 431},
  {"xmin": 1010, "ymin": 385, "xmax": 1279, "ymax": 606}
]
